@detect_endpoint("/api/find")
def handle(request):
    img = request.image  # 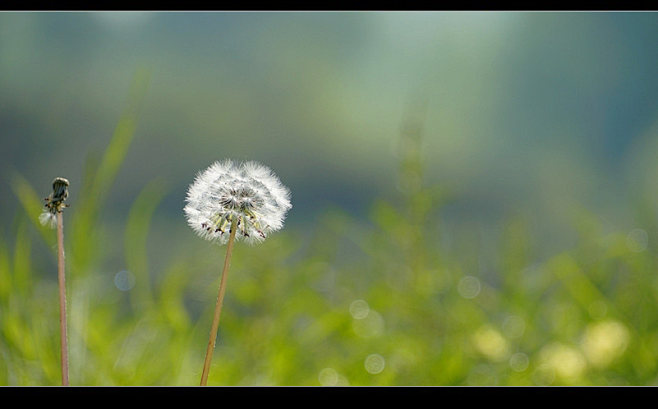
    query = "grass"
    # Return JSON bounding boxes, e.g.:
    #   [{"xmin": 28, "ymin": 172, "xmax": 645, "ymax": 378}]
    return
[{"xmin": 2, "ymin": 81, "xmax": 658, "ymax": 386}]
